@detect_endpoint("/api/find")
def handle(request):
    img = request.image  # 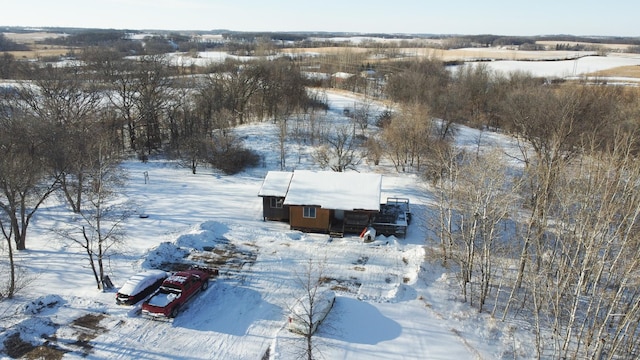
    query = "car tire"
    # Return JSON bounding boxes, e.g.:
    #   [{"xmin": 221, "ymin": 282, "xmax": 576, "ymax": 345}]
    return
[
  {"xmin": 170, "ymin": 305, "xmax": 180, "ymax": 318},
  {"xmin": 201, "ymin": 281, "xmax": 209, "ymax": 291}
]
